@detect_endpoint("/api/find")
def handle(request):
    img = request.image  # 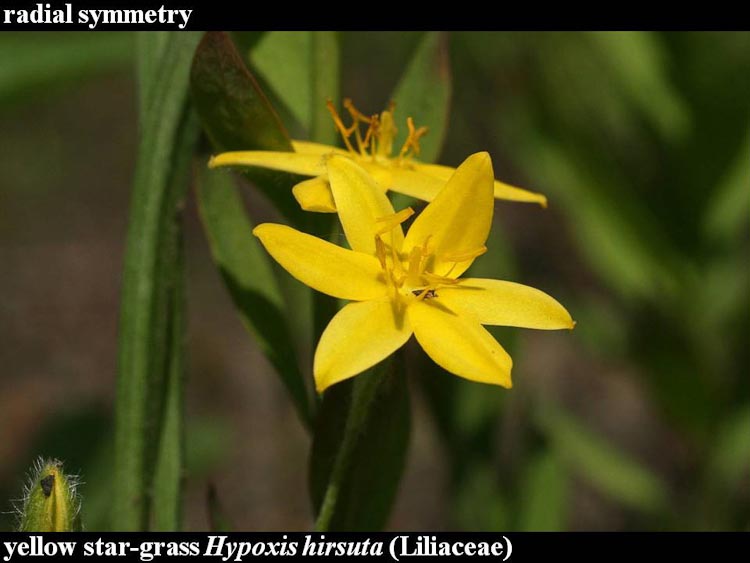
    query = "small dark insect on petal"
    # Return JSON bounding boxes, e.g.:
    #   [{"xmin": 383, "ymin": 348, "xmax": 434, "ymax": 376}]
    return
[
  {"xmin": 411, "ymin": 289, "xmax": 438, "ymax": 299},
  {"xmin": 40, "ymin": 475, "xmax": 55, "ymax": 497}
]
